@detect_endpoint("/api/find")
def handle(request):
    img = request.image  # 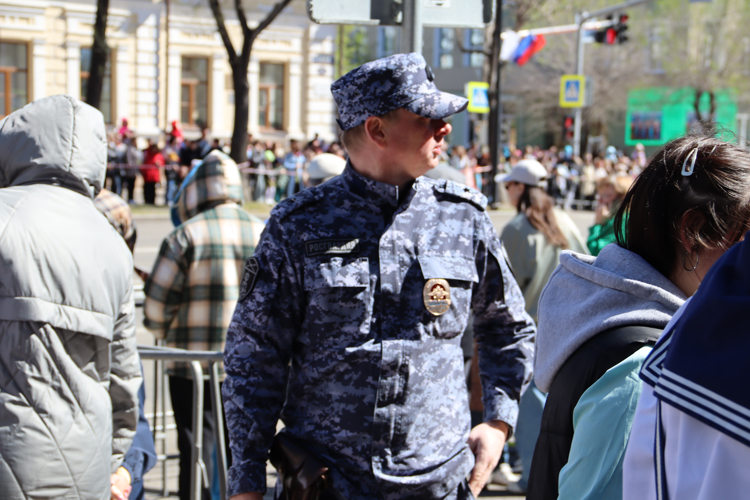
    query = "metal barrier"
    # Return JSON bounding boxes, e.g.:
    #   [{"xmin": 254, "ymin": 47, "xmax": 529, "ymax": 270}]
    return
[{"xmin": 136, "ymin": 345, "xmax": 227, "ymax": 500}]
